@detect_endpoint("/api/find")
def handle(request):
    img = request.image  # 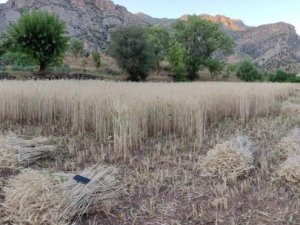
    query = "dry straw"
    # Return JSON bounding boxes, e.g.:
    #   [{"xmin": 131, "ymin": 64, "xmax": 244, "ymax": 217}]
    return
[
  {"xmin": 1, "ymin": 165, "xmax": 124, "ymax": 225},
  {"xmin": 0, "ymin": 133, "xmax": 56, "ymax": 170},
  {"xmin": 201, "ymin": 136, "xmax": 253, "ymax": 180}
]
